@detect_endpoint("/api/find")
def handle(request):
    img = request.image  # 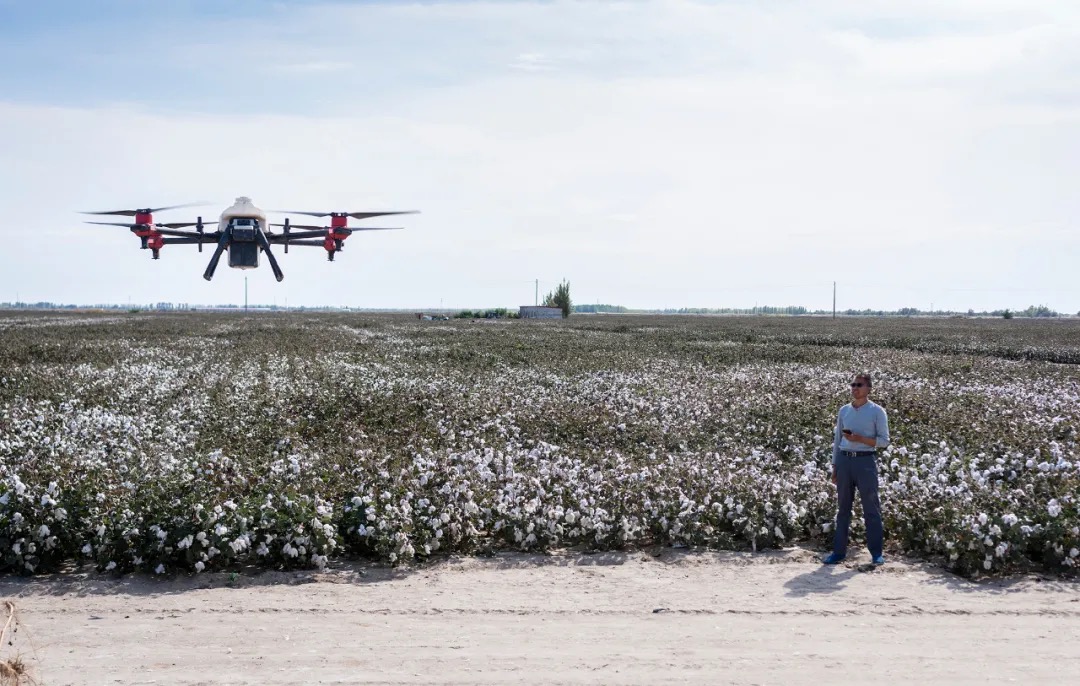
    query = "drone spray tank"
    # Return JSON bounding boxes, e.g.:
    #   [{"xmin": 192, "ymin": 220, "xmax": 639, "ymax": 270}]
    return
[{"xmin": 203, "ymin": 197, "xmax": 284, "ymax": 282}]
